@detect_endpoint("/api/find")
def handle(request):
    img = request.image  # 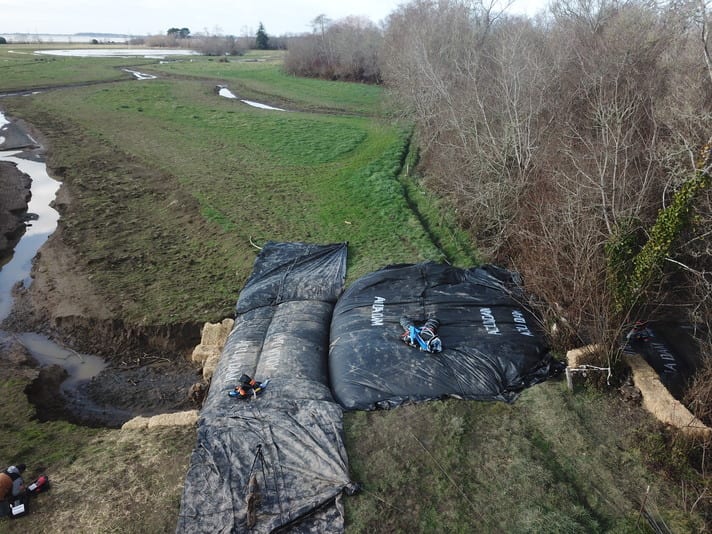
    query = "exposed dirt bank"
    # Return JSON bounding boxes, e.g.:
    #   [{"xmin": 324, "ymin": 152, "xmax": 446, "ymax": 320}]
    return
[
  {"xmin": 0, "ymin": 160, "xmax": 32, "ymax": 260},
  {"xmin": 1, "ymin": 333, "xmax": 202, "ymax": 427},
  {"xmin": 0, "ymin": 116, "xmax": 205, "ymax": 427},
  {"xmin": 4, "ymin": 225, "xmax": 203, "ymax": 358},
  {"xmin": 1, "ymin": 223, "xmax": 204, "ymax": 426}
]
